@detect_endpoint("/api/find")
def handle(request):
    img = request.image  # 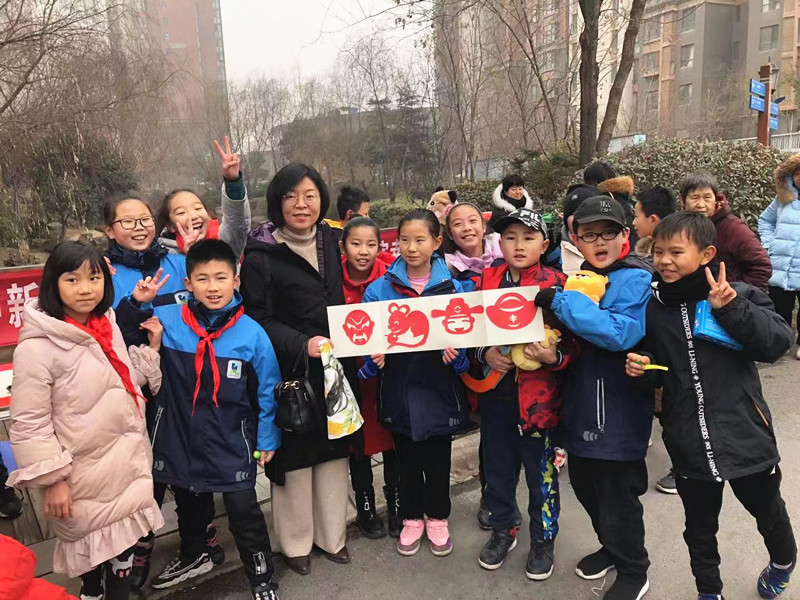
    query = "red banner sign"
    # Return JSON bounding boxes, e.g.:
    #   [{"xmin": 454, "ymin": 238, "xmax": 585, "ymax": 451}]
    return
[{"xmin": 0, "ymin": 267, "xmax": 43, "ymax": 347}]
